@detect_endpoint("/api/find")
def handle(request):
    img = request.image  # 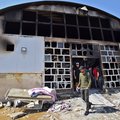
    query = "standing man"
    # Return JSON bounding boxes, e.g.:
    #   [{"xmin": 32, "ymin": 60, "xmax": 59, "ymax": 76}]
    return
[
  {"xmin": 93, "ymin": 66, "xmax": 100, "ymax": 88},
  {"xmin": 73, "ymin": 62, "xmax": 80, "ymax": 92},
  {"xmin": 77, "ymin": 66, "xmax": 92, "ymax": 115}
]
